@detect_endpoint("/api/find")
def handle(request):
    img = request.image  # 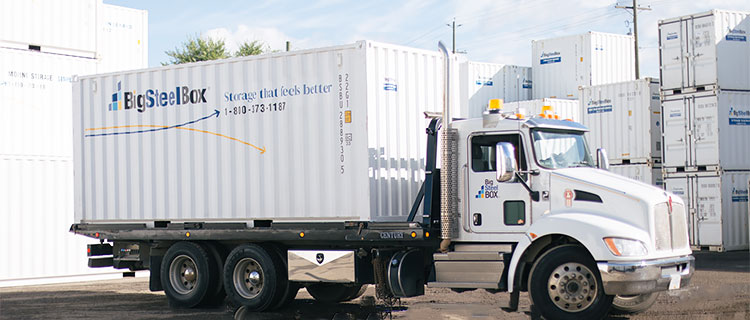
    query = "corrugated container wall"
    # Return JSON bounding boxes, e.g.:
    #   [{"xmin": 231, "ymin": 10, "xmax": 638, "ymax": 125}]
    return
[
  {"xmin": 0, "ymin": 0, "xmax": 98, "ymax": 57},
  {"xmin": 532, "ymin": 32, "xmax": 635, "ymax": 99},
  {"xmin": 659, "ymin": 10, "xmax": 750, "ymax": 91},
  {"xmin": 662, "ymin": 90, "xmax": 750, "ymax": 170},
  {"xmin": 0, "ymin": 48, "xmax": 96, "ymax": 157},
  {"xmin": 665, "ymin": 171, "xmax": 749, "ymax": 251},
  {"xmin": 74, "ymin": 41, "xmax": 451, "ymax": 223},
  {"xmin": 459, "ymin": 61, "xmax": 531, "ymax": 118},
  {"xmin": 610, "ymin": 164, "xmax": 663, "ymax": 187},
  {"xmin": 0, "ymin": 158, "xmax": 120, "ymax": 286},
  {"xmin": 581, "ymin": 78, "xmax": 661, "ymax": 164},
  {"xmin": 97, "ymin": 4, "xmax": 148, "ymax": 72},
  {"xmin": 504, "ymin": 98, "xmax": 581, "ymax": 122},
  {"xmin": 0, "ymin": 1, "xmax": 148, "ymax": 286}
]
